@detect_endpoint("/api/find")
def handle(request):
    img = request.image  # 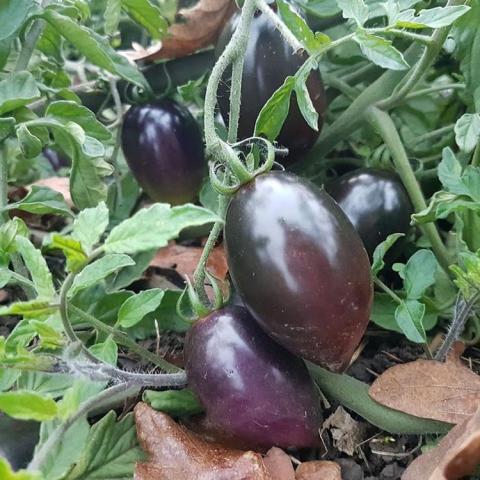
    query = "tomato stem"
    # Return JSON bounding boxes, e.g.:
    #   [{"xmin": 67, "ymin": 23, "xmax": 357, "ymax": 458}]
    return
[{"xmin": 367, "ymin": 106, "xmax": 452, "ymax": 275}]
